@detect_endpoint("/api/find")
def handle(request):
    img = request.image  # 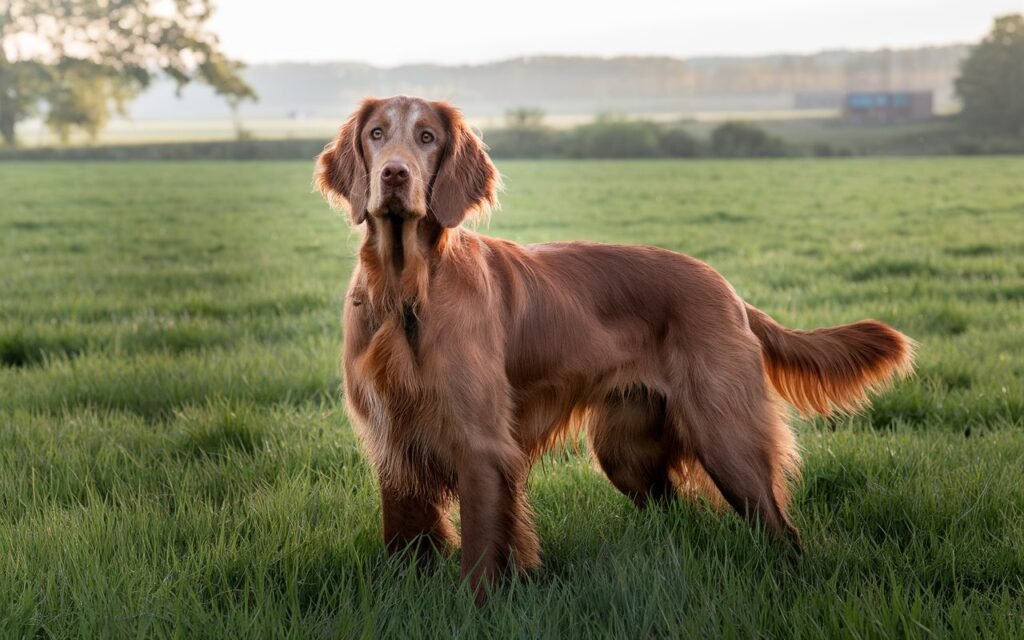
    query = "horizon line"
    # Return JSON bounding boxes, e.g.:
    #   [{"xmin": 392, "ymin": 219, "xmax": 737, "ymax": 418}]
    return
[{"xmin": 237, "ymin": 40, "xmax": 972, "ymax": 70}]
